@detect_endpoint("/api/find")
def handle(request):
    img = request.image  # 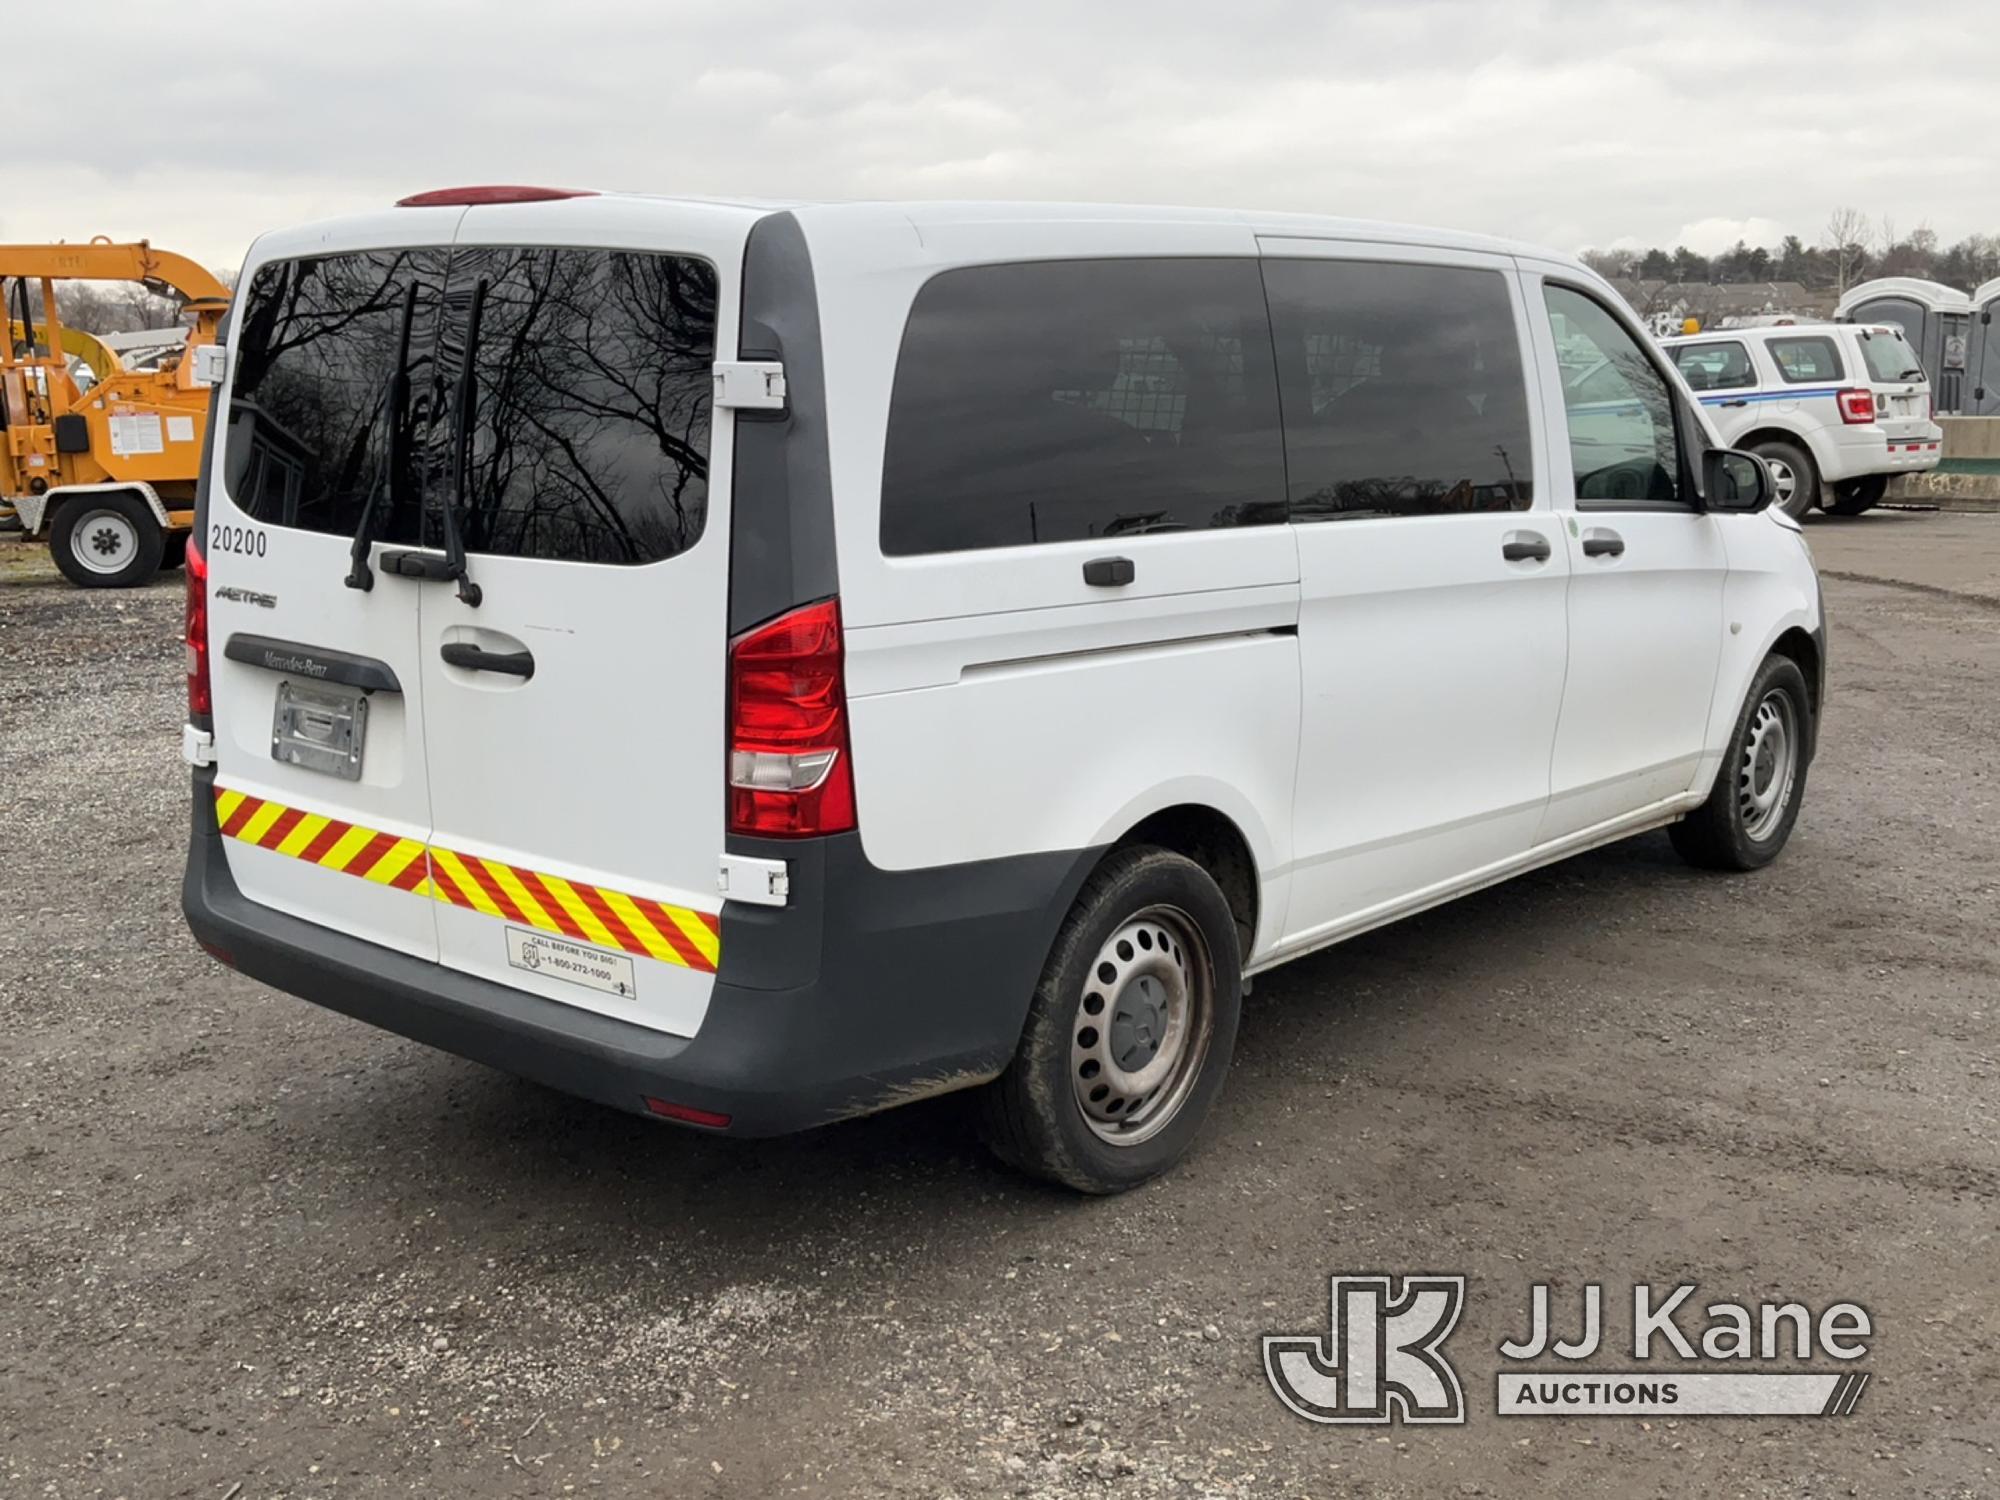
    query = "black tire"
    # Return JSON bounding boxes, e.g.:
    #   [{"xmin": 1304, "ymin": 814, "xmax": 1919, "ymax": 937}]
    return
[
  {"xmin": 160, "ymin": 531, "xmax": 189, "ymax": 571},
  {"xmin": 1747, "ymin": 437, "xmax": 1820, "ymax": 520},
  {"xmin": 1670, "ymin": 654, "xmax": 1813, "ymax": 872},
  {"xmin": 975, "ymin": 846, "xmax": 1242, "ymax": 1193},
  {"xmin": 49, "ymin": 491, "xmax": 165, "ymax": 589},
  {"xmin": 1825, "ymin": 474, "xmax": 1888, "ymax": 517}
]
